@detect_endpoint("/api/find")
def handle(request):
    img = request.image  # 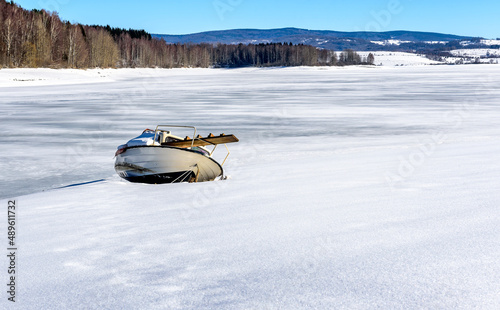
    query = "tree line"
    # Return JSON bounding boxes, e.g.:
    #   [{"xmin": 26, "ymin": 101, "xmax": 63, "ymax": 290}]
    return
[{"xmin": 0, "ymin": 1, "xmax": 374, "ymax": 68}]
